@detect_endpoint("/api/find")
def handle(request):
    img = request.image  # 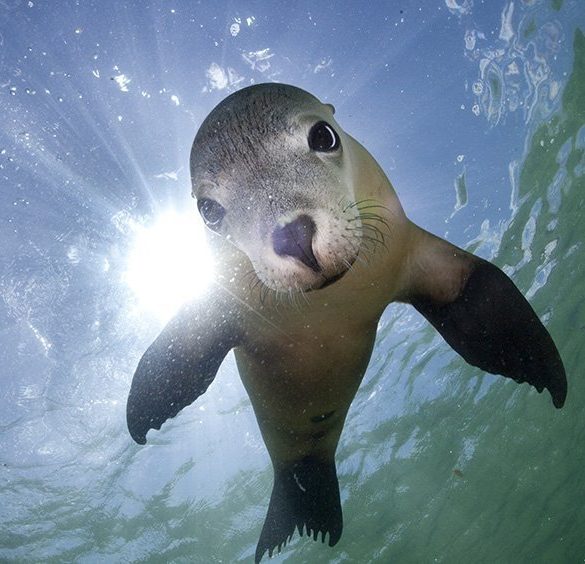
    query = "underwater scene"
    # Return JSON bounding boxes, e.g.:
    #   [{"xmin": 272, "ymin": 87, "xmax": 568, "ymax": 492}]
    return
[{"xmin": 1, "ymin": 0, "xmax": 585, "ymax": 562}]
